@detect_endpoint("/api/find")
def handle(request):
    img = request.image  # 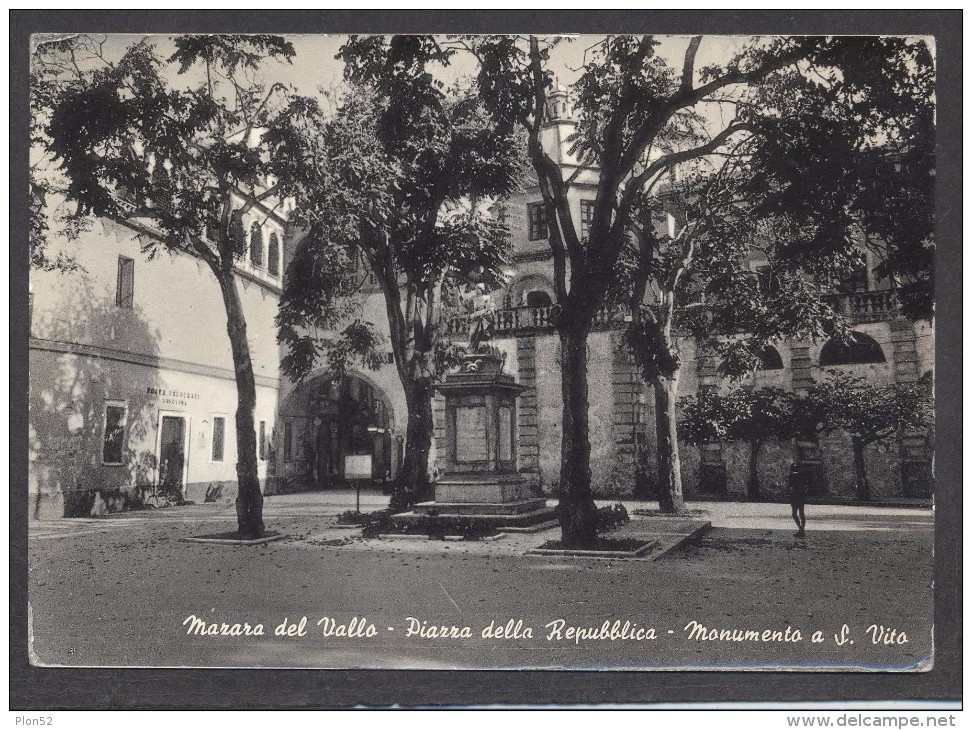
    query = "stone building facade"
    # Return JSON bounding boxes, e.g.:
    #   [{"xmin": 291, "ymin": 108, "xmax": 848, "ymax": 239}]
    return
[
  {"xmin": 456, "ymin": 90, "xmax": 936, "ymax": 501},
  {"xmin": 30, "ymin": 89, "xmax": 933, "ymax": 517},
  {"xmin": 275, "ymin": 87, "xmax": 934, "ymax": 503}
]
